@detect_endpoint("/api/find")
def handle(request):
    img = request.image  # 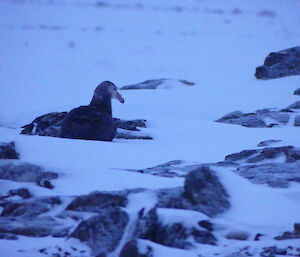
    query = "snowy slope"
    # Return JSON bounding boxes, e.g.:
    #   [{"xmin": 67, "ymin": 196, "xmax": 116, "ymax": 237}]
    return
[{"xmin": 0, "ymin": 0, "xmax": 300, "ymax": 256}]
